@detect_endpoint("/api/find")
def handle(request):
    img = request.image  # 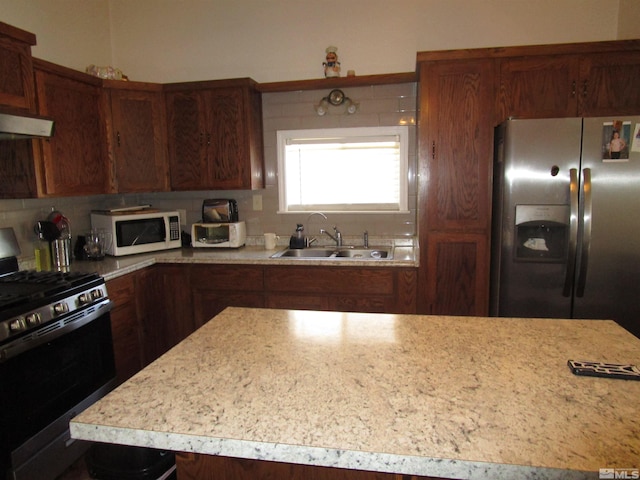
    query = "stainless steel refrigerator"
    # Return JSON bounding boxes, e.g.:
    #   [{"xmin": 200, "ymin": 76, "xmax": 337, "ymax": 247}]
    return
[{"xmin": 490, "ymin": 116, "xmax": 640, "ymax": 337}]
